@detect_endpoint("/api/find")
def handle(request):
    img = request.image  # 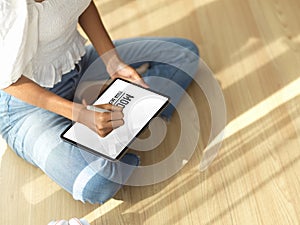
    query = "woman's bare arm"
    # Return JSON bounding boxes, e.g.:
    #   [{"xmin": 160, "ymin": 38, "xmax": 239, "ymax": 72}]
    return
[
  {"xmin": 79, "ymin": 1, "xmax": 148, "ymax": 88},
  {"xmin": 3, "ymin": 75, "xmax": 77, "ymax": 120},
  {"xmin": 79, "ymin": 1, "xmax": 118, "ymax": 67},
  {"xmin": 3, "ymin": 75, "xmax": 124, "ymax": 137}
]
